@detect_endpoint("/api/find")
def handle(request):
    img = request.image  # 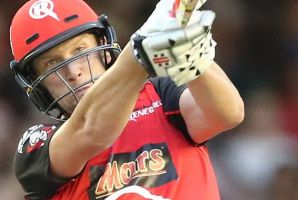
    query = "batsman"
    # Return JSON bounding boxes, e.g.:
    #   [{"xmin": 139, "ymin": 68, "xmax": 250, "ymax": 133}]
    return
[{"xmin": 10, "ymin": 0, "xmax": 244, "ymax": 199}]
